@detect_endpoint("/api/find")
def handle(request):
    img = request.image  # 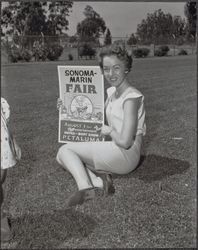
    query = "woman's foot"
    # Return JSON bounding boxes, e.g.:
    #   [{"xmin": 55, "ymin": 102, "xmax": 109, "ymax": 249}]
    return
[
  {"xmin": 96, "ymin": 173, "xmax": 115, "ymax": 195},
  {"xmin": 67, "ymin": 187, "xmax": 96, "ymax": 207}
]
